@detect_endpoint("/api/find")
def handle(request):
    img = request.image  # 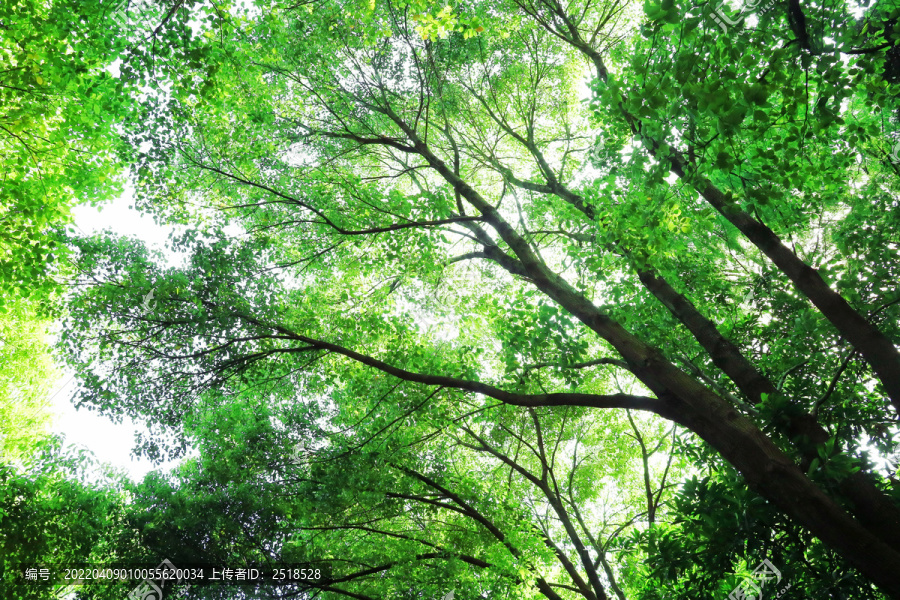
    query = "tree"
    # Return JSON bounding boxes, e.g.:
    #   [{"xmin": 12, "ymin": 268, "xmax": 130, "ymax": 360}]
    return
[
  {"xmin": 0, "ymin": 297, "xmax": 60, "ymax": 462},
  {"xmin": 80, "ymin": 386, "xmax": 679, "ymax": 600},
  {"xmin": 0, "ymin": 437, "xmax": 132, "ymax": 600},
  {"xmin": 58, "ymin": 0, "xmax": 900, "ymax": 597},
  {"xmin": 0, "ymin": 0, "xmax": 216, "ymax": 311},
  {"xmin": 0, "ymin": 0, "xmax": 138, "ymax": 310}
]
